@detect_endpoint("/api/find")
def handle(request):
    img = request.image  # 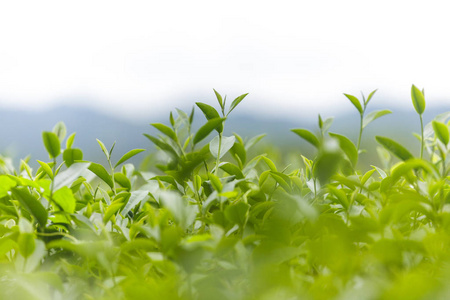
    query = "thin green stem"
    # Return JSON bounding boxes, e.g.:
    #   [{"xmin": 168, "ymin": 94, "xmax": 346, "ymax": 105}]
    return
[
  {"xmin": 108, "ymin": 159, "xmax": 116, "ymax": 196},
  {"xmin": 420, "ymin": 114, "xmax": 424, "ymax": 159},
  {"xmin": 214, "ymin": 132, "xmax": 222, "ymax": 176},
  {"xmin": 357, "ymin": 113, "xmax": 364, "ymax": 153}
]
